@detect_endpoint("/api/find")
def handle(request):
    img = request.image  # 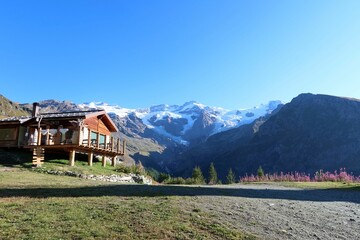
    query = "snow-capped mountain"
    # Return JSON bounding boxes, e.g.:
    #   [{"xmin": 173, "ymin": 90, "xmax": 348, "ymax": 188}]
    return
[
  {"xmin": 79, "ymin": 100, "xmax": 283, "ymax": 145},
  {"xmin": 25, "ymin": 98, "xmax": 282, "ymax": 168}
]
